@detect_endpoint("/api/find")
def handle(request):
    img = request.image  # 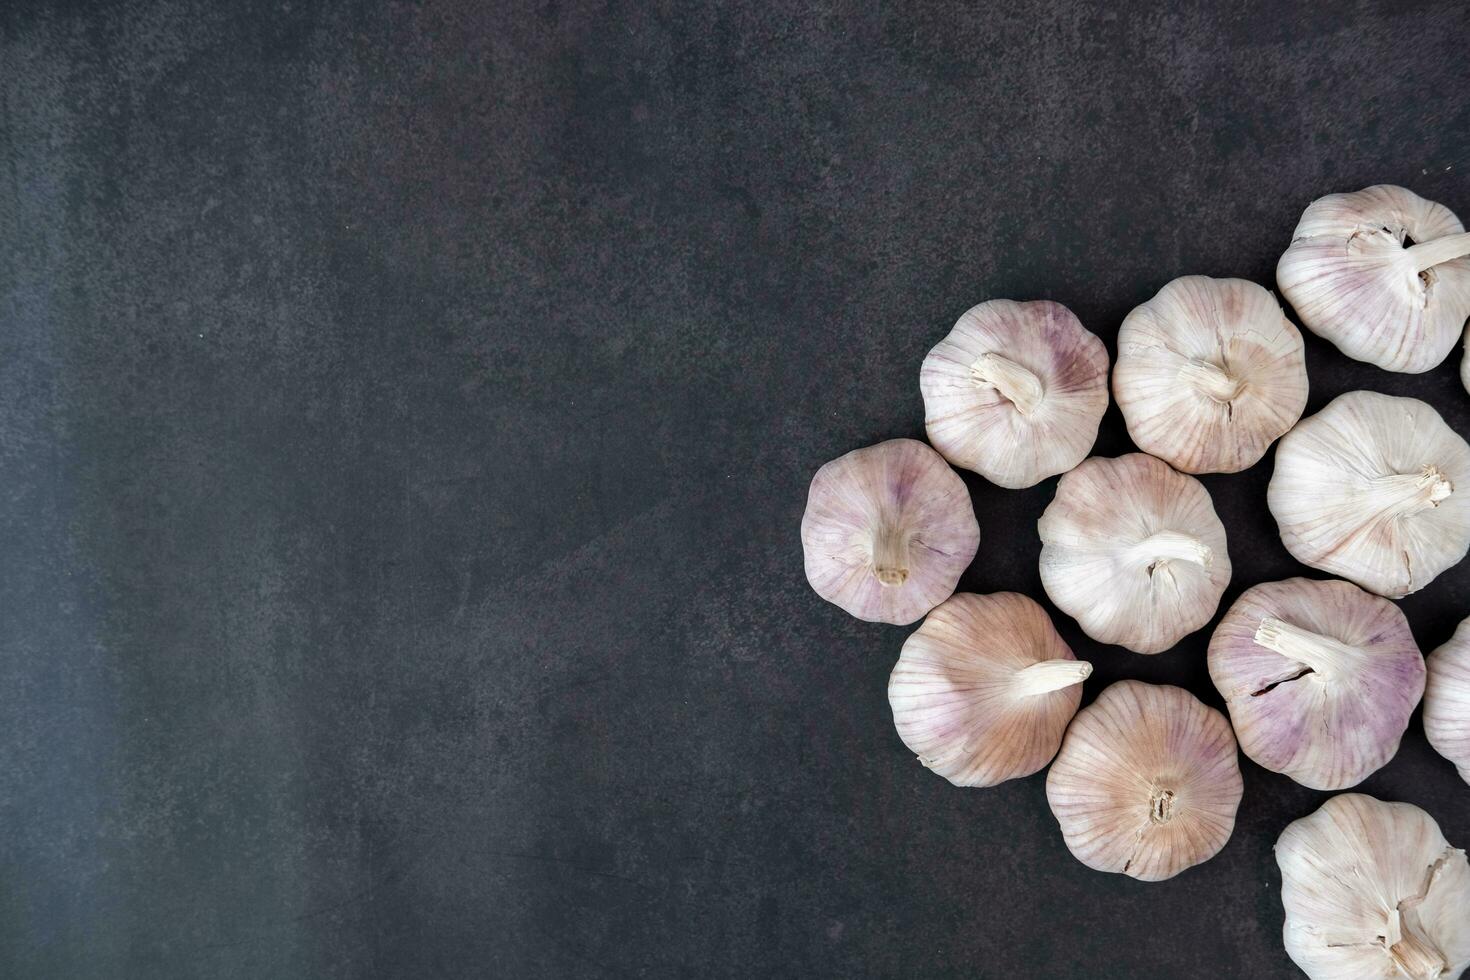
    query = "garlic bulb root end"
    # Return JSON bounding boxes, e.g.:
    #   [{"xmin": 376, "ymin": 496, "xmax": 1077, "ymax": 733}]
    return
[
  {"xmin": 1011, "ymin": 658, "xmax": 1092, "ymax": 698},
  {"xmin": 970, "ymin": 352, "xmax": 1044, "ymax": 416}
]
